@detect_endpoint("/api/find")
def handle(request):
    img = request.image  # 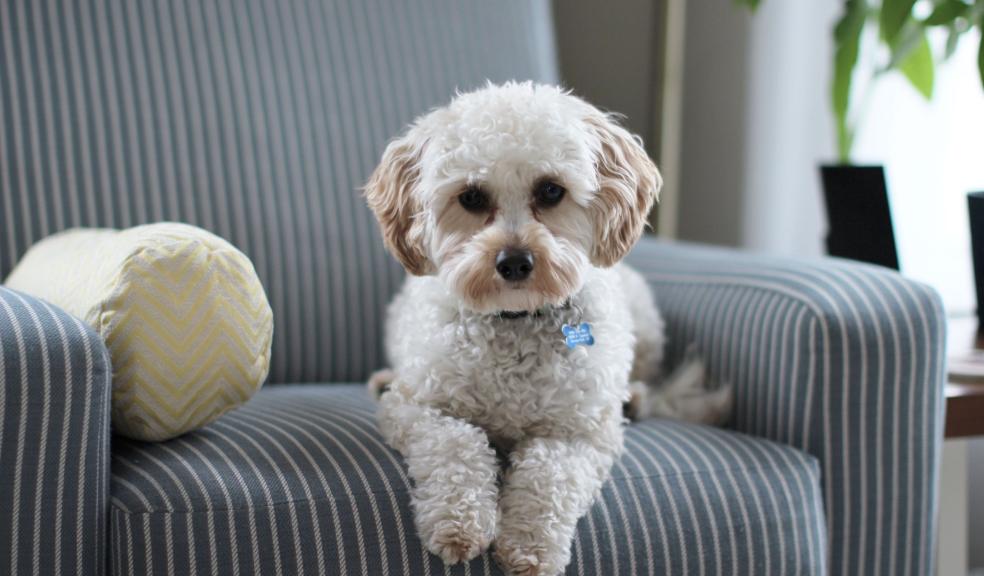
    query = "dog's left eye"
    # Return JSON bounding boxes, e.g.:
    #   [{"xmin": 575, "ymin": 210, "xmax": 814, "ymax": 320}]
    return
[{"xmin": 534, "ymin": 181, "xmax": 566, "ymax": 208}]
